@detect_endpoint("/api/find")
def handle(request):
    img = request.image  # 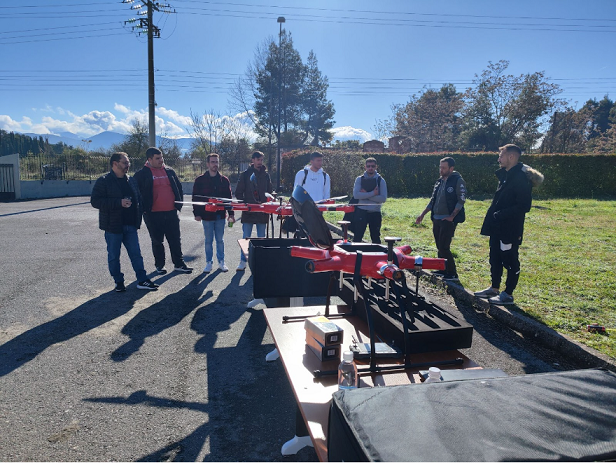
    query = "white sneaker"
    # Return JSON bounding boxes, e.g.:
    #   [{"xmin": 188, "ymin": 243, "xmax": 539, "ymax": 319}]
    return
[
  {"xmin": 203, "ymin": 262, "xmax": 213, "ymax": 274},
  {"xmin": 219, "ymin": 261, "xmax": 229, "ymax": 272},
  {"xmin": 236, "ymin": 261, "xmax": 247, "ymax": 272}
]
